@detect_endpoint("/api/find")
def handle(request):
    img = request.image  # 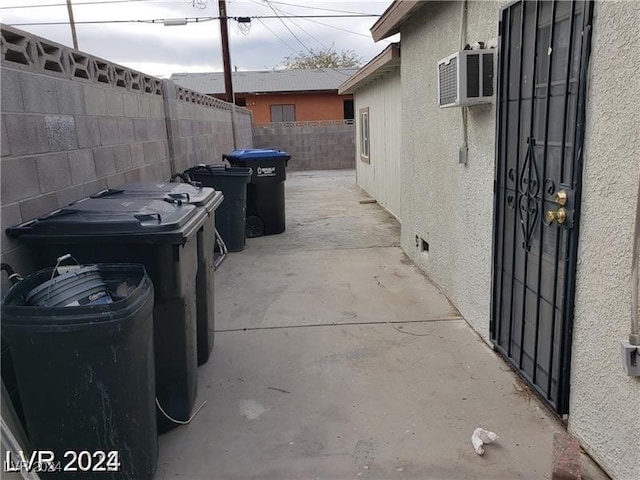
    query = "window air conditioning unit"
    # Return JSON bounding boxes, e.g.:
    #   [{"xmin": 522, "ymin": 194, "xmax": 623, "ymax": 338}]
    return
[{"xmin": 437, "ymin": 50, "xmax": 494, "ymax": 108}]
